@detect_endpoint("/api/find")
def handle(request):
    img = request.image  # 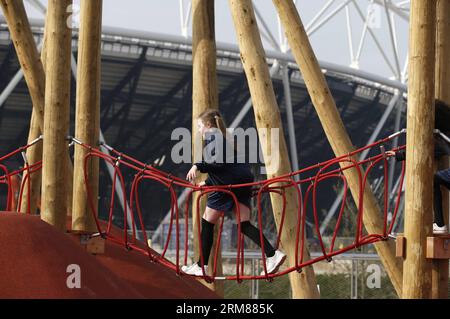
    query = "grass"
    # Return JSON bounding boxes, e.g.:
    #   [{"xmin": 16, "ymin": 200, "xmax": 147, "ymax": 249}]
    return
[{"xmin": 224, "ymin": 273, "xmax": 400, "ymax": 299}]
